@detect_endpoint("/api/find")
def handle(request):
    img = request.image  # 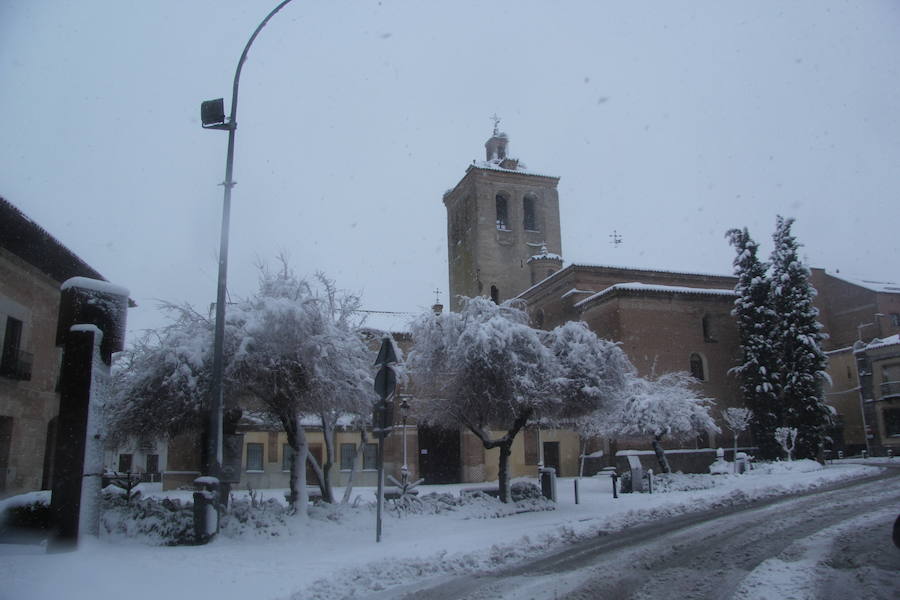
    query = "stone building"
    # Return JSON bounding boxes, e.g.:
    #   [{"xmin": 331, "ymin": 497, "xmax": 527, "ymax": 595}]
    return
[{"xmin": 0, "ymin": 196, "xmax": 111, "ymax": 496}]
